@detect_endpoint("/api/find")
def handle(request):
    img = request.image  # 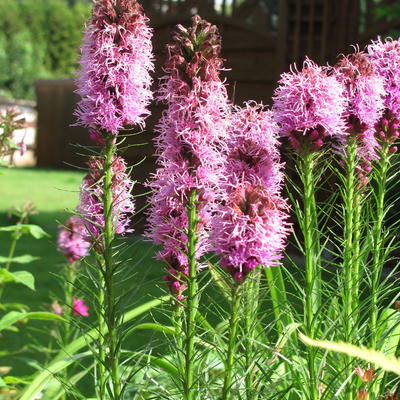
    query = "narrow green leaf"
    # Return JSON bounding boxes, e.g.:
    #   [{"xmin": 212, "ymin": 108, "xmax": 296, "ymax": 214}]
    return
[
  {"xmin": 207, "ymin": 262, "xmax": 232, "ymax": 301},
  {"xmin": 0, "ymin": 224, "xmax": 49, "ymax": 239},
  {"xmin": 0, "ymin": 255, "xmax": 39, "ymax": 264},
  {"xmin": 0, "ymin": 376, "xmax": 5, "ymax": 387},
  {"xmin": 300, "ymin": 333, "xmax": 400, "ymax": 375},
  {"xmin": 0, "ymin": 311, "xmax": 65, "ymax": 331},
  {"xmin": 4, "ymin": 376, "xmax": 30, "ymax": 385}
]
